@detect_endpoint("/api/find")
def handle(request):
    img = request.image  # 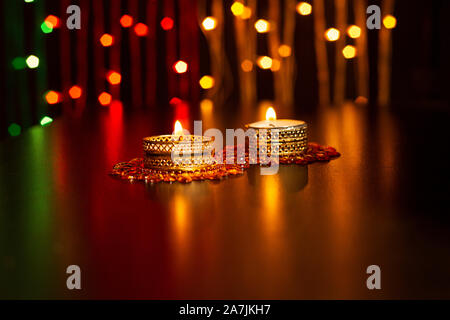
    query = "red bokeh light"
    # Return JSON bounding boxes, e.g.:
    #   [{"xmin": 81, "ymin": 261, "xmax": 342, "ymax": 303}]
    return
[
  {"xmin": 69, "ymin": 85, "xmax": 83, "ymax": 99},
  {"xmin": 100, "ymin": 34, "xmax": 114, "ymax": 47},
  {"xmin": 107, "ymin": 71, "xmax": 122, "ymax": 85},
  {"xmin": 120, "ymin": 15, "xmax": 134, "ymax": 28},
  {"xmin": 134, "ymin": 23, "xmax": 149, "ymax": 37},
  {"xmin": 45, "ymin": 15, "xmax": 60, "ymax": 28},
  {"xmin": 160, "ymin": 17, "xmax": 174, "ymax": 30},
  {"xmin": 45, "ymin": 91, "xmax": 60, "ymax": 104},
  {"xmin": 98, "ymin": 92, "xmax": 112, "ymax": 106}
]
